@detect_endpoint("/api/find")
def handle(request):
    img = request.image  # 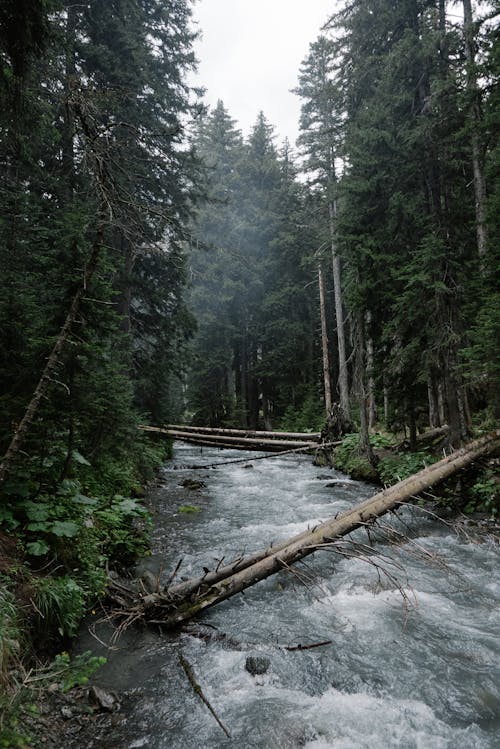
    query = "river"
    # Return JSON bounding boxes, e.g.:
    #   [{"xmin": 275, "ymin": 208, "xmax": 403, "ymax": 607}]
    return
[{"xmin": 75, "ymin": 441, "xmax": 500, "ymax": 748}]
